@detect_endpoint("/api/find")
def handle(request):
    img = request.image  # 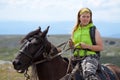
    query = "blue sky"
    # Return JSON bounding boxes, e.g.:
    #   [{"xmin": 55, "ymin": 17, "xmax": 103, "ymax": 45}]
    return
[{"xmin": 0, "ymin": 0, "xmax": 120, "ymax": 38}]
